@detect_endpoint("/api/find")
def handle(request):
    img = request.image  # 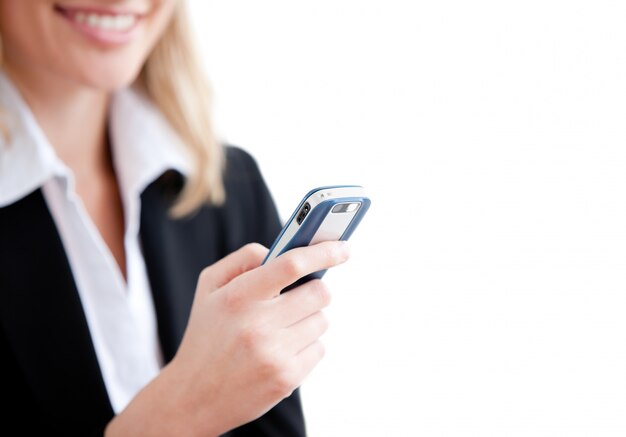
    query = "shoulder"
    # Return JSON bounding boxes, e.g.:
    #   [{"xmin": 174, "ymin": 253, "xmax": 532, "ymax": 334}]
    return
[
  {"xmin": 220, "ymin": 144, "xmax": 276, "ymax": 210},
  {"xmin": 142, "ymin": 144, "xmax": 281, "ymax": 249},
  {"xmin": 222, "ymin": 145, "xmax": 265, "ymax": 184},
  {"xmin": 221, "ymin": 144, "xmax": 274, "ymax": 212},
  {"xmin": 220, "ymin": 145, "xmax": 282, "ymax": 247}
]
